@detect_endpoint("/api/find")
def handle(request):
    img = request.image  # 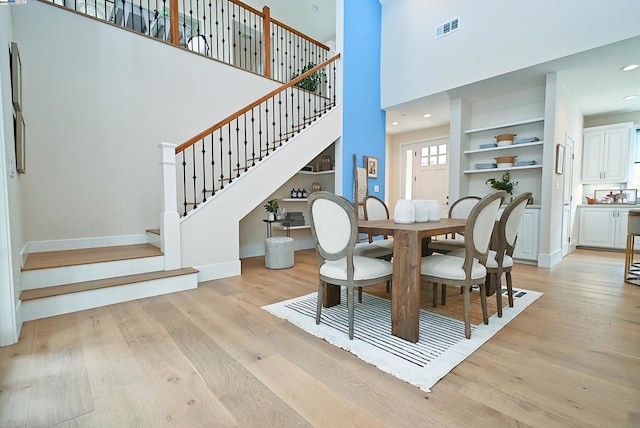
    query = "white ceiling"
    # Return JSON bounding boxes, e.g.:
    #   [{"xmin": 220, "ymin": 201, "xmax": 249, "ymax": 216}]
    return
[
  {"xmin": 255, "ymin": 2, "xmax": 639, "ymax": 136},
  {"xmin": 386, "ymin": 36, "xmax": 640, "ymax": 134}
]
